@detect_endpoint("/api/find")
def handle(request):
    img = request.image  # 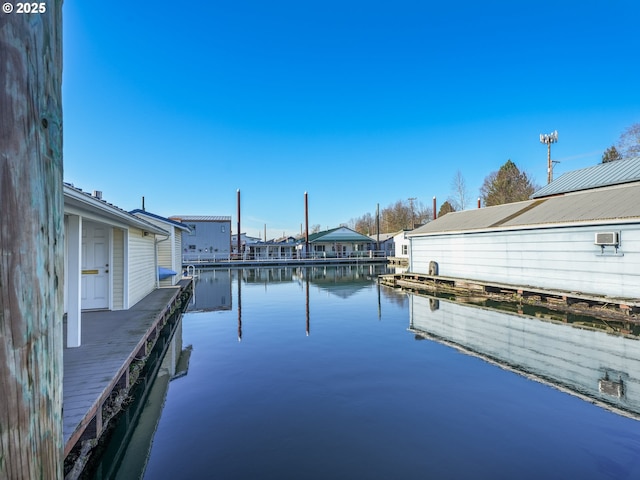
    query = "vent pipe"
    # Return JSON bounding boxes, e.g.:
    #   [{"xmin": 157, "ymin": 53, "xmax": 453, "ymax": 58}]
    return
[
  {"xmin": 93, "ymin": 190, "xmax": 102, "ymax": 200},
  {"xmin": 432, "ymin": 196, "xmax": 436, "ymax": 220}
]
